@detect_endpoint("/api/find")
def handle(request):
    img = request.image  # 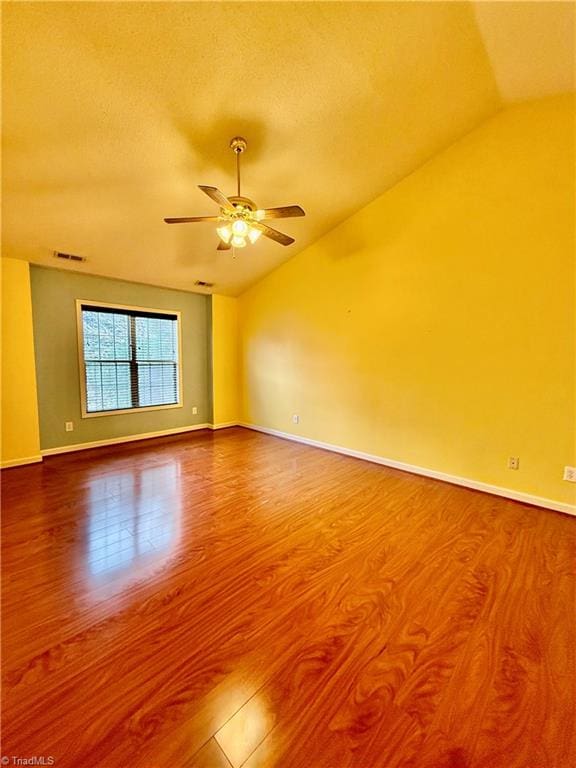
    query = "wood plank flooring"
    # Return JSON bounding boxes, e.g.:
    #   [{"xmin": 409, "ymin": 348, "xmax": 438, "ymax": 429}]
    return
[{"xmin": 1, "ymin": 427, "xmax": 574, "ymax": 768}]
